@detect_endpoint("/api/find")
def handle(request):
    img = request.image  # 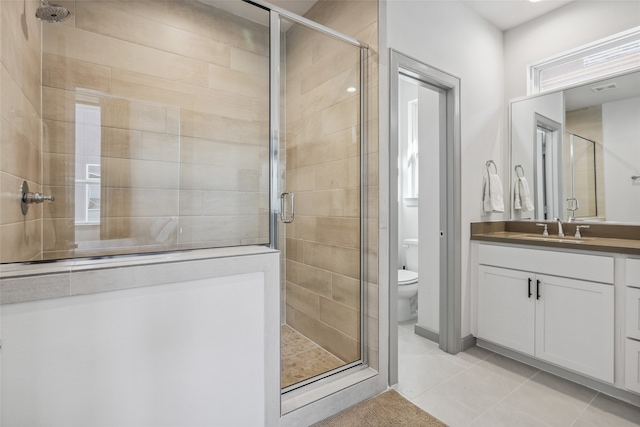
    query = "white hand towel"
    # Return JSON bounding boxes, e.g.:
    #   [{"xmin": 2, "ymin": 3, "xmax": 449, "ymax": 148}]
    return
[
  {"xmin": 482, "ymin": 172, "xmax": 504, "ymax": 213},
  {"xmin": 518, "ymin": 177, "xmax": 534, "ymax": 212},
  {"xmin": 514, "ymin": 178, "xmax": 522, "ymax": 211}
]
